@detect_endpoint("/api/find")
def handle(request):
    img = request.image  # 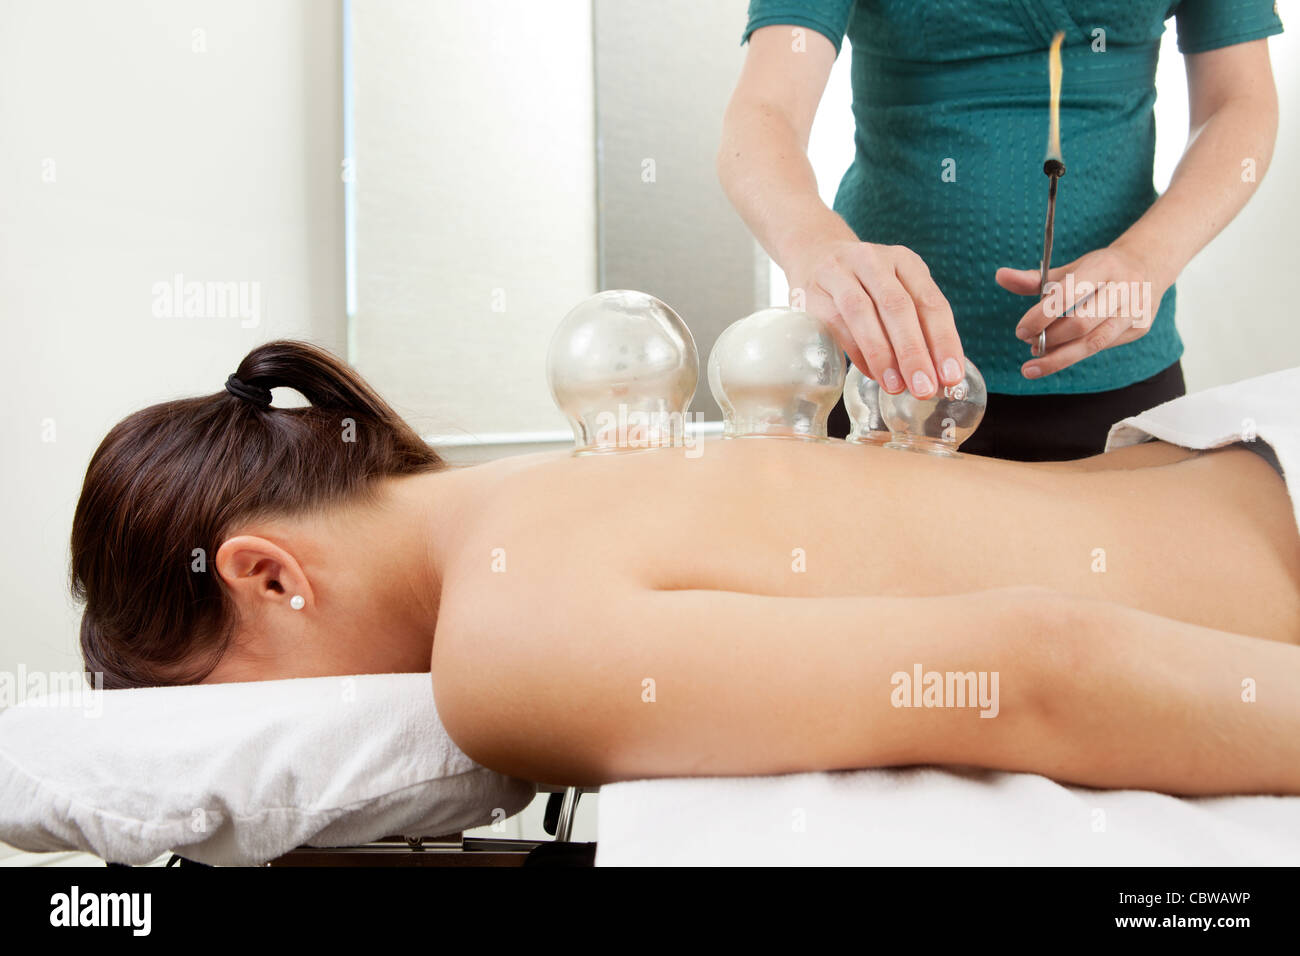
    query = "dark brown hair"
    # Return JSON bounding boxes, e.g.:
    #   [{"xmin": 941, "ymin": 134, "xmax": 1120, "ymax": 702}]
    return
[{"xmin": 70, "ymin": 339, "xmax": 444, "ymax": 688}]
